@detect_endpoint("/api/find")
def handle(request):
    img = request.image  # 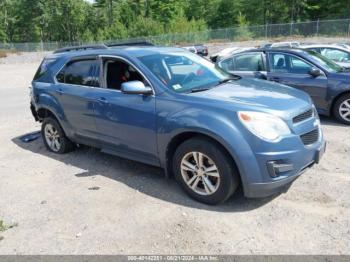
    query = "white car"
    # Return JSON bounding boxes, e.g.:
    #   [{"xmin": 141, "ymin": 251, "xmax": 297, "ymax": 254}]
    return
[
  {"xmin": 261, "ymin": 41, "xmax": 300, "ymax": 48},
  {"xmin": 300, "ymin": 44, "xmax": 350, "ymax": 69},
  {"xmin": 334, "ymin": 43, "xmax": 350, "ymax": 50}
]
